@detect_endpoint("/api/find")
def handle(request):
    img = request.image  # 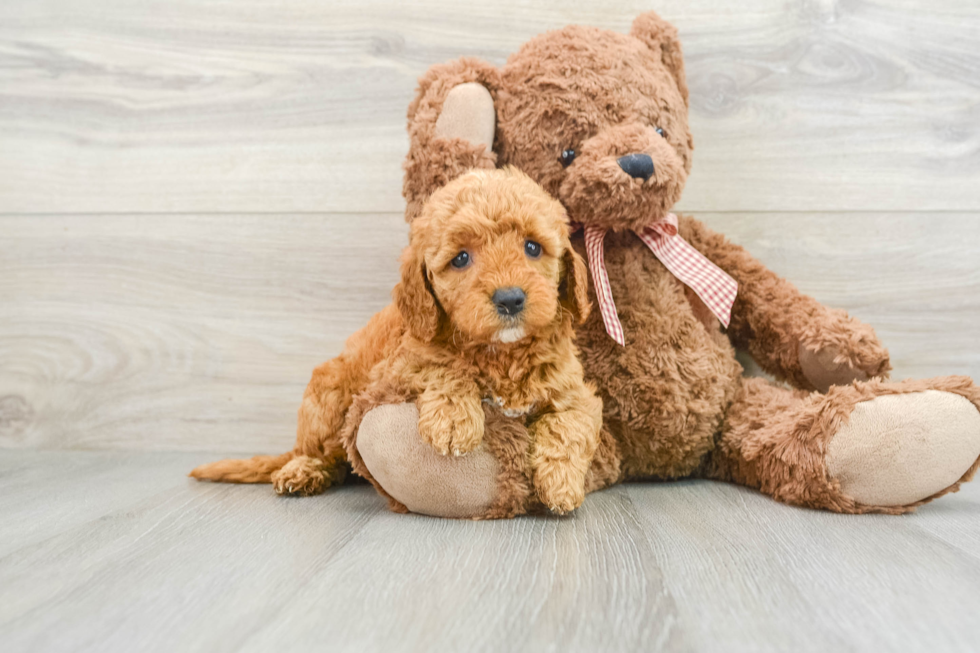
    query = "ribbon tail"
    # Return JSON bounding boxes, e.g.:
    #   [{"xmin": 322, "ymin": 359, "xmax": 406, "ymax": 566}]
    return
[
  {"xmin": 640, "ymin": 220, "xmax": 738, "ymax": 329},
  {"xmin": 584, "ymin": 226, "xmax": 626, "ymax": 346},
  {"xmin": 667, "ymin": 256, "xmax": 736, "ymax": 328}
]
